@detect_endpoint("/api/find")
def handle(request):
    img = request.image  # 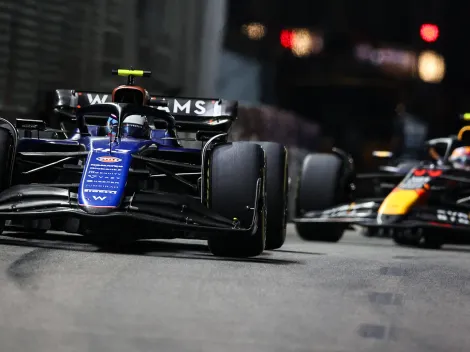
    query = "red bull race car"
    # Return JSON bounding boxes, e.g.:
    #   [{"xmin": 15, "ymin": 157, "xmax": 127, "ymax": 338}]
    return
[{"xmin": 293, "ymin": 120, "xmax": 470, "ymax": 249}]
